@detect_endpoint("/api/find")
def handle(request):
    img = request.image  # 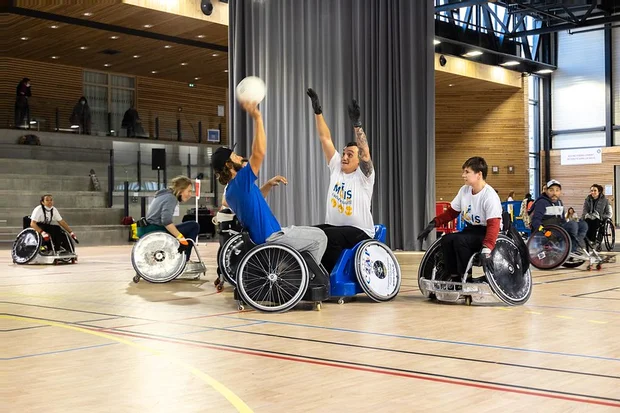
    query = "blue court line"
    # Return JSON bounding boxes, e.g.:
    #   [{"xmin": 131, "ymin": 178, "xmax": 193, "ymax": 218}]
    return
[
  {"xmin": 216, "ymin": 316, "xmax": 619, "ymax": 362},
  {"xmin": 3, "ymin": 343, "xmax": 117, "ymax": 360}
]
